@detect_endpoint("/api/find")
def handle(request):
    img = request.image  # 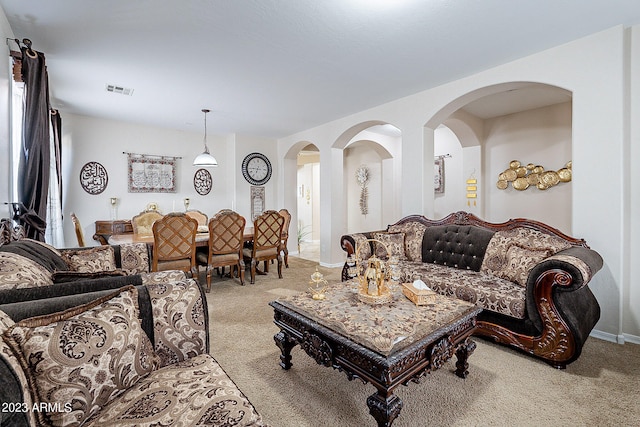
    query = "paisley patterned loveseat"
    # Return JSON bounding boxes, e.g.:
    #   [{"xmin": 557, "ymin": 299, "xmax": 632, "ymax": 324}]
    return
[
  {"xmin": 340, "ymin": 211, "xmax": 603, "ymax": 369},
  {"xmin": 0, "ymin": 218, "xmax": 184, "ymax": 289},
  {"xmin": 0, "ymin": 278, "xmax": 266, "ymax": 427}
]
